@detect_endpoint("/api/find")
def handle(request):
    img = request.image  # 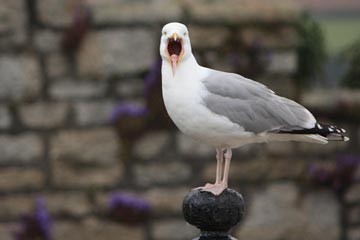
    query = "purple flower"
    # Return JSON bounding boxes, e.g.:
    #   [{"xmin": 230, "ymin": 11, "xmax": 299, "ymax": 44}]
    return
[
  {"xmin": 14, "ymin": 198, "xmax": 52, "ymax": 240},
  {"xmin": 308, "ymin": 164, "xmax": 334, "ymax": 186},
  {"xmin": 108, "ymin": 193, "xmax": 151, "ymax": 224},
  {"xmin": 307, "ymin": 155, "xmax": 360, "ymax": 194},
  {"xmin": 110, "ymin": 104, "xmax": 148, "ymax": 123}
]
